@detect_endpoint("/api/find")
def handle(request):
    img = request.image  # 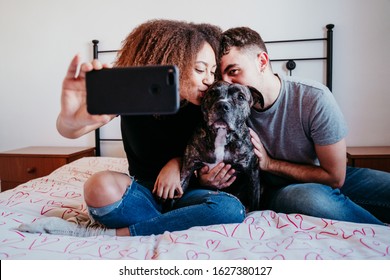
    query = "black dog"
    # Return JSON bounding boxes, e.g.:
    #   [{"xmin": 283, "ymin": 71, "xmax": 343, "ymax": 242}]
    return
[{"xmin": 180, "ymin": 81, "xmax": 264, "ymax": 211}]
